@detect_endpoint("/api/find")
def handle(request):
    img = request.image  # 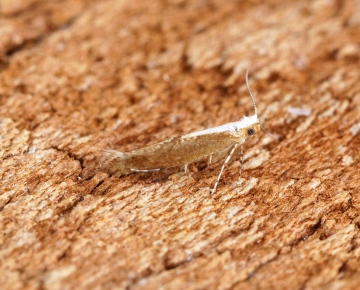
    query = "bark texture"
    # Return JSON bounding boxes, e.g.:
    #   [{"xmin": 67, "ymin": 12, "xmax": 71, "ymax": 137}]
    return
[{"xmin": 1, "ymin": 0, "xmax": 360, "ymax": 289}]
